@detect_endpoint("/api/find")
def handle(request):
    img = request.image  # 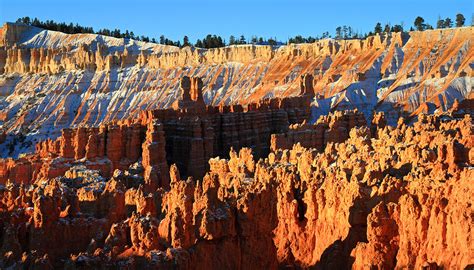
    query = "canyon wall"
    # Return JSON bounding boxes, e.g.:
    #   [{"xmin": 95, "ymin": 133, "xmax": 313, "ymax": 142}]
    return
[
  {"xmin": 0, "ymin": 76, "xmax": 311, "ymax": 184},
  {"xmin": 0, "ymin": 23, "xmax": 472, "ymax": 157},
  {"xmin": 0, "ymin": 111, "xmax": 471, "ymax": 269},
  {"xmin": 0, "ymin": 22, "xmax": 472, "ymax": 269}
]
